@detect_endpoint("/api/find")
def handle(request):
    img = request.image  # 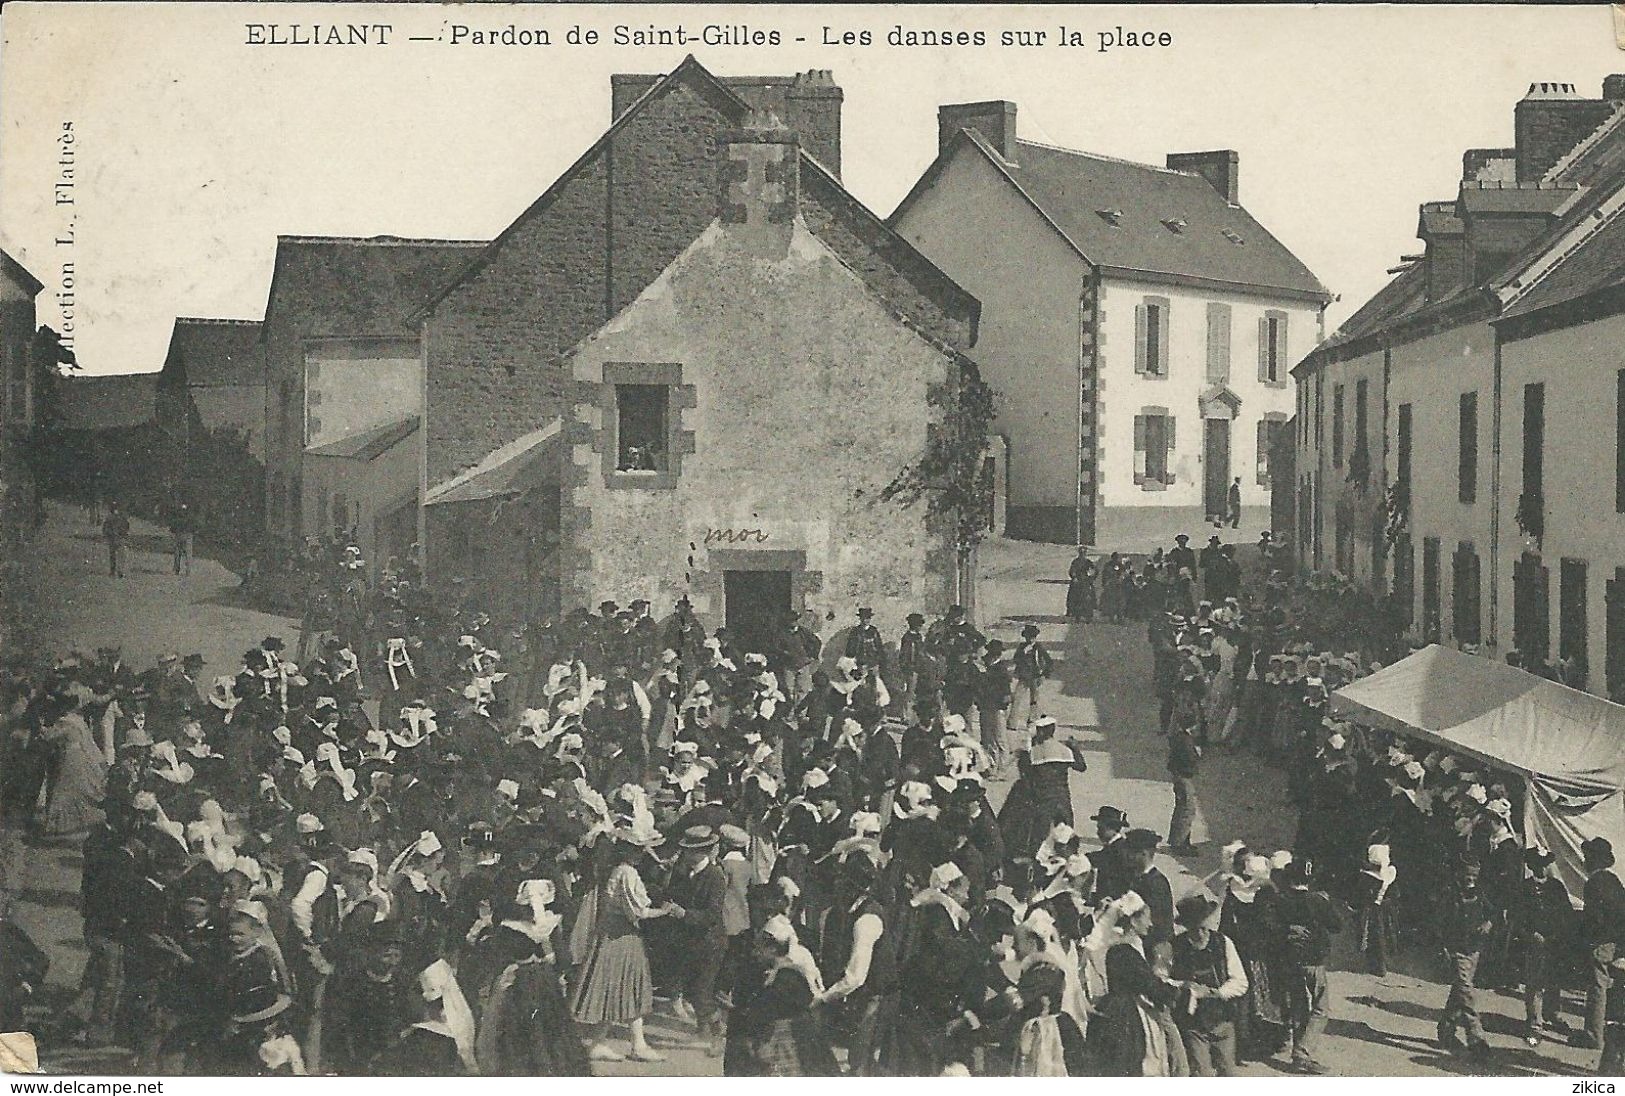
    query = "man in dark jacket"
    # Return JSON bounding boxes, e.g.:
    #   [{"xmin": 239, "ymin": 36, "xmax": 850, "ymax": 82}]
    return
[
  {"xmin": 1125, "ymin": 828, "xmax": 1174, "ymax": 942},
  {"xmin": 1090, "ymin": 806, "xmax": 1134, "ymax": 902},
  {"xmin": 1512, "ymin": 846, "xmax": 1575, "ymax": 1048},
  {"xmin": 896, "ymin": 613, "xmax": 927, "ymax": 720},
  {"xmin": 1166, "ymin": 709, "xmax": 1203, "ymax": 854},
  {"xmin": 1437, "ymin": 857, "xmax": 1495, "ymax": 1060},
  {"xmin": 1581, "ymin": 837, "xmax": 1625, "ymax": 1049},
  {"xmin": 666, "ymin": 825, "xmax": 730, "ymax": 1049},
  {"xmin": 1275, "ymin": 858, "xmax": 1342, "ymax": 1074},
  {"xmin": 976, "ymin": 641, "xmax": 1015, "ymax": 775}
]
